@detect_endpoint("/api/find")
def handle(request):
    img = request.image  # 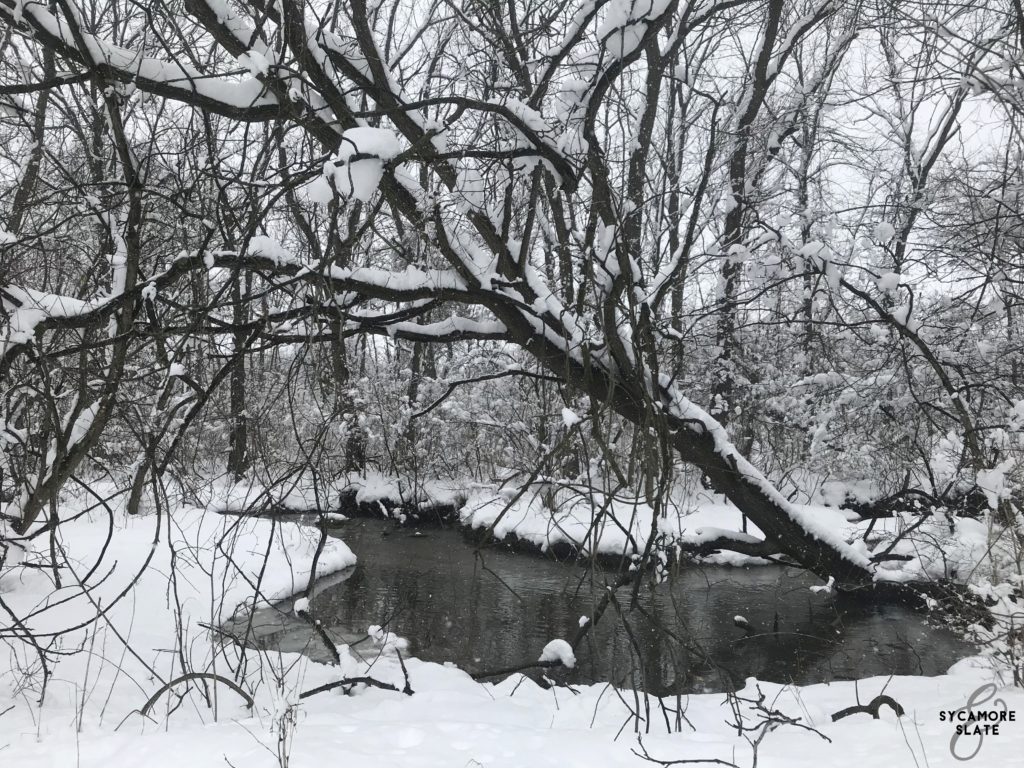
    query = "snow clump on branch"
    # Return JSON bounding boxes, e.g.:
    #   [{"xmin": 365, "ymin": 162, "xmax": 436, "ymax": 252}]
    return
[{"xmin": 539, "ymin": 639, "xmax": 576, "ymax": 668}]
